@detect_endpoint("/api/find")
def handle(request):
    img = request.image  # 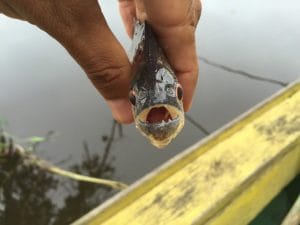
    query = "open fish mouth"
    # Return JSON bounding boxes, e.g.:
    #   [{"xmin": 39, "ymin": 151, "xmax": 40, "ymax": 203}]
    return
[
  {"xmin": 135, "ymin": 104, "xmax": 184, "ymax": 148},
  {"xmin": 137, "ymin": 104, "xmax": 181, "ymax": 125}
]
